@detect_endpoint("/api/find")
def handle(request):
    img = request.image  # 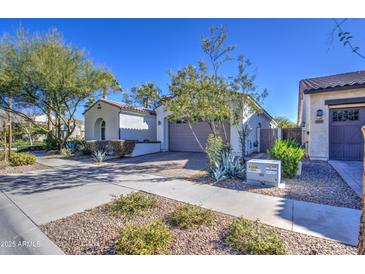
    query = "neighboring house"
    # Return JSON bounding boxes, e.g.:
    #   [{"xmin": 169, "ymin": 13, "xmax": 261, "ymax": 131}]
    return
[
  {"xmin": 298, "ymin": 70, "xmax": 365, "ymax": 161},
  {"xmin": 61, "ymin": 119, "xmax": 85, "ymax": 140},
  {"xmin": 155, "ymin": 99, "xmax": 277, "ymax": 156},
  {"xmin": 84, "ymin": 98, "xmax": 157, "ymax": 142}
]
